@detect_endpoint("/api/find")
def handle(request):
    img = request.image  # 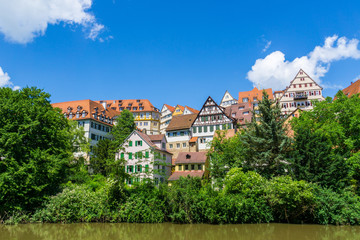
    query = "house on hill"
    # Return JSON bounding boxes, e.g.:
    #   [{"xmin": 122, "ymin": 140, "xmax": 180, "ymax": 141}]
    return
[{"xmin": 168, "ymin": 152, "xmax": 207, "ymax": 181}]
